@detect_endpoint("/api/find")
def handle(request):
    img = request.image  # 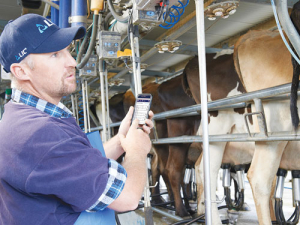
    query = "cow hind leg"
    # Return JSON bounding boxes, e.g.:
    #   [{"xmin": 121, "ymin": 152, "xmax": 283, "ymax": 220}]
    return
[{"xmin": 247, "ymin": 141, "xmax": 287, "ymax": 225}]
